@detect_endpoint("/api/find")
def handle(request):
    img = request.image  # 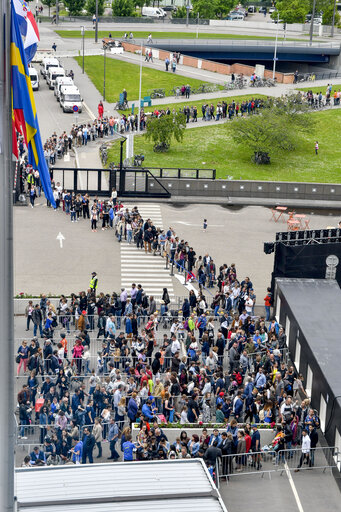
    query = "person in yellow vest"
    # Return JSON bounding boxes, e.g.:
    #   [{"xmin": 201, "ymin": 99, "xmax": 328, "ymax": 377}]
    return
[{"xmin": 89, "ymin": 272, "xmax": 98, "ymax": 296}]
